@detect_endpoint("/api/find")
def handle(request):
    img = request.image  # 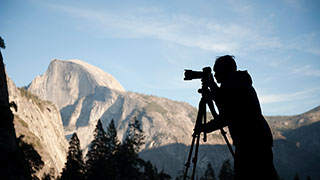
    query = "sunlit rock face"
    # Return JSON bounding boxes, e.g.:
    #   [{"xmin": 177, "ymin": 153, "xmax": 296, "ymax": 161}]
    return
[
  {"xmin": 28, "ymin": 59, "xmax": 125, "ymax": 109},
  {"xmin": 8, "ymin": 77, "xmax": 68, "ymax": 177}
]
